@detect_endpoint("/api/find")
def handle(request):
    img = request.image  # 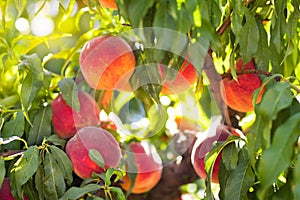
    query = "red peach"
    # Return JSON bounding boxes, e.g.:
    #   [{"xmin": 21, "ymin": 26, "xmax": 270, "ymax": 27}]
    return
[
  {"xmin": 121, "ymin": 141, "xmax": 163, "ymax": 194},
  {"xmin": 220, "ymin": 58, "xmax": 265, "ymax": 112},
  {"xmin": 66, "ymin": 126, "xmax": 122, "ymax": 179},
  {"xmin": 0, "ymin": 178, "xmax": 28, "ymax": 200},
  {"xmin": 80, "ymin": 36, "xmax": 136, "ymax": 91},
  {"xmin": 160, "ymin": 56, "xmax": 197, "ymax": 94},
  {"xmin": 191, "ymin": 125, "xmax": 230, "ymax": 183},
  {"xmin": 52, "ymin": 91, "xmax": 100, "ymax": 139}
]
